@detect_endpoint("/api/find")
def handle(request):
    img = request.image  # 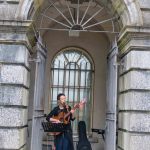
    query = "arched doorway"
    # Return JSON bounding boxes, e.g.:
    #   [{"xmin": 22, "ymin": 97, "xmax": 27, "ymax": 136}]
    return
[{"xmin": 28, "ymin": 1, "xmax": 120, "ymax": 150}]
